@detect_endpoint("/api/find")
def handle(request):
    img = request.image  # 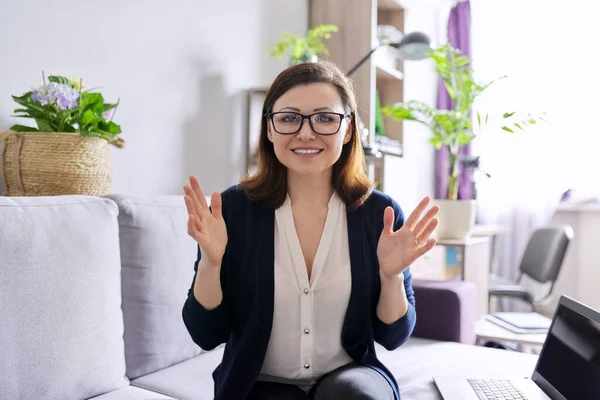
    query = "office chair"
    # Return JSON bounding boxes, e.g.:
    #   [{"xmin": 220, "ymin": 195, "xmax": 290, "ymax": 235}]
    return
[{"xmin": 488, "ymin": 224, "xmax": 574, "ymax": 311}]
